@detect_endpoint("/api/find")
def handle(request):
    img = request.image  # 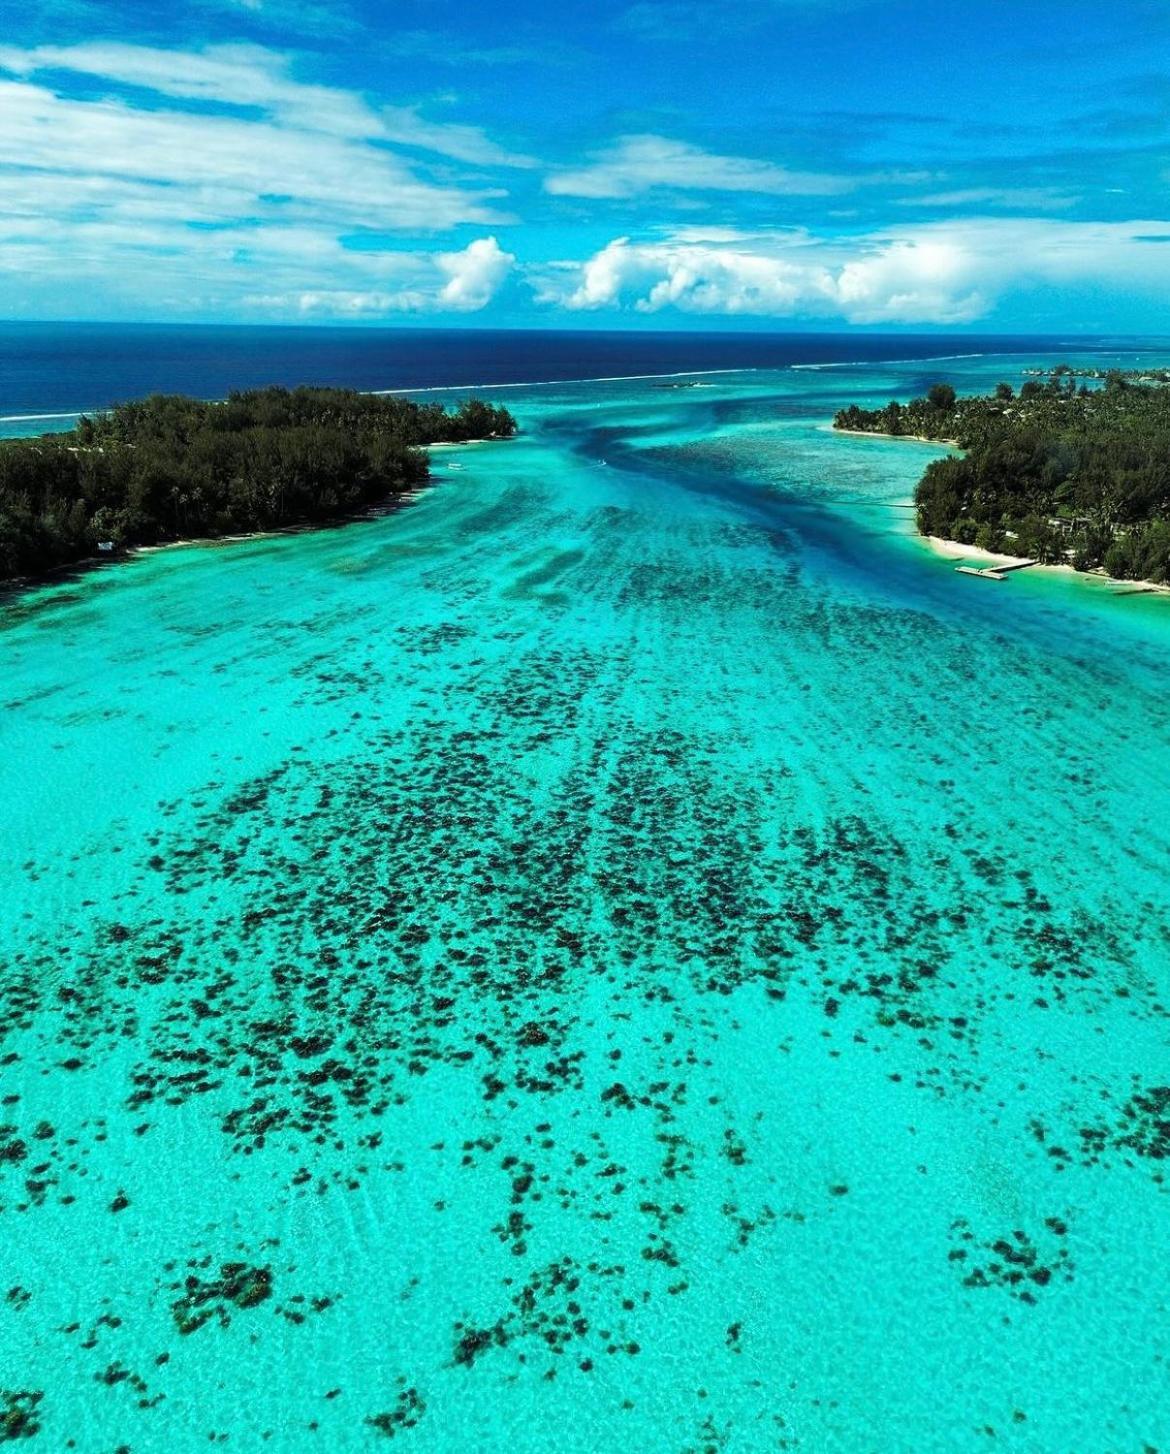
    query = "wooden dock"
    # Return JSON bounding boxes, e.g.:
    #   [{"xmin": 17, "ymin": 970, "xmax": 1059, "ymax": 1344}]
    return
[{"xmin": 954, "ymin": 558, "xmax": 1037, "ymax": 582}]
